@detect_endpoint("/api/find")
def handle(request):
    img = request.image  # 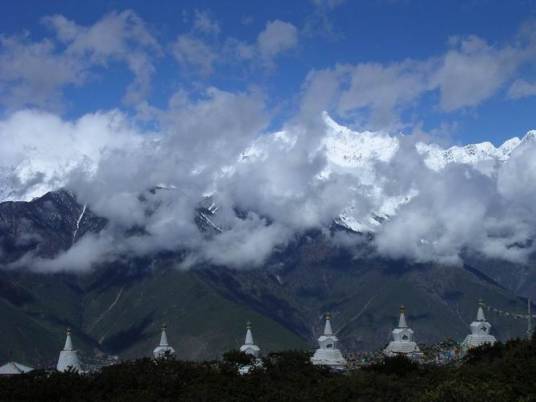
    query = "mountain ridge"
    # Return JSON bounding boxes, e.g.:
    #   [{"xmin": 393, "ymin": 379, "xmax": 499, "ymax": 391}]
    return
[
  {"xmin": 0, "ymin": 190, "xmax": 532, "ymax": 366},
  {"xmin": 1, "ymin": 114, "xmax": 535, "ymax": 204}
]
